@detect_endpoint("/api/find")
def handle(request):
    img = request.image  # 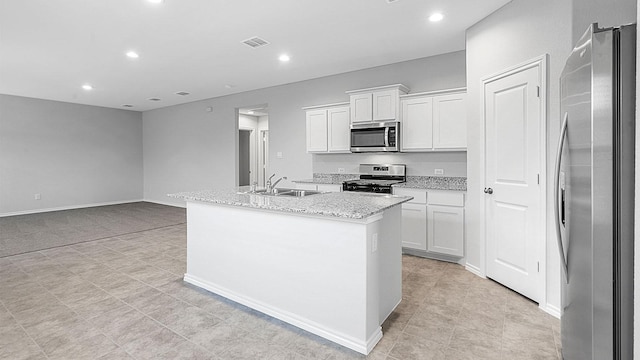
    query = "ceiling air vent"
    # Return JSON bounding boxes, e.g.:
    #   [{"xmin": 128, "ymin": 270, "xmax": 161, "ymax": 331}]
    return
[
  {"xmin": 175, "ymin": 91, "xmax": 190, "ymax": 96},
  {"xmin": 148, "ymin": 98, "xmax": 162, "ymax": 101},
  {"xmin": 242, "ymin": 36, "xmax": 269, "ymax": 48}
]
